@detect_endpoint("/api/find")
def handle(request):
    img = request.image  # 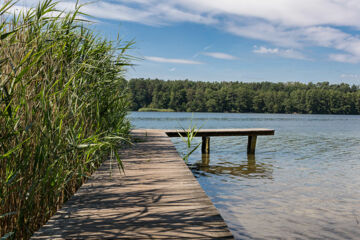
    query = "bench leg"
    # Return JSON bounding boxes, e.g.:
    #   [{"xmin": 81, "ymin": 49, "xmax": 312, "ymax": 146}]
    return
[
  {"xmin": 247, "ymin": 135, "xmax": 257, "ymax": 154},
  {"xmin": 202, "ymin": 137, "xmax": 210, "ymax": 154}
]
